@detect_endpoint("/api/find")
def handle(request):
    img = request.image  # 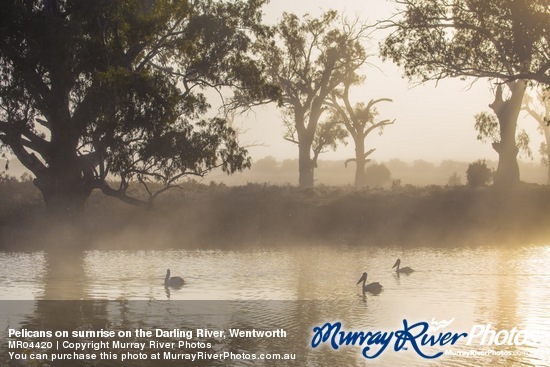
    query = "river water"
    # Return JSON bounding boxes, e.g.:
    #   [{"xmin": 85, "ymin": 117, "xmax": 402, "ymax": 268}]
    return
[{"xmin": 0, "ymin": 244, "xmax": 549, "ymax": 366}]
